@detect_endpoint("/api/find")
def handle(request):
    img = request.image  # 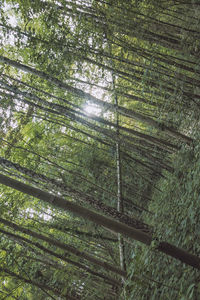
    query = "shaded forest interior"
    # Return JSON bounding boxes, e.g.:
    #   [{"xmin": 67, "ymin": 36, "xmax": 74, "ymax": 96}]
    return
[{"xmin": 0, "ymin": 0, "xmax": 200, "ymax": 299}]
